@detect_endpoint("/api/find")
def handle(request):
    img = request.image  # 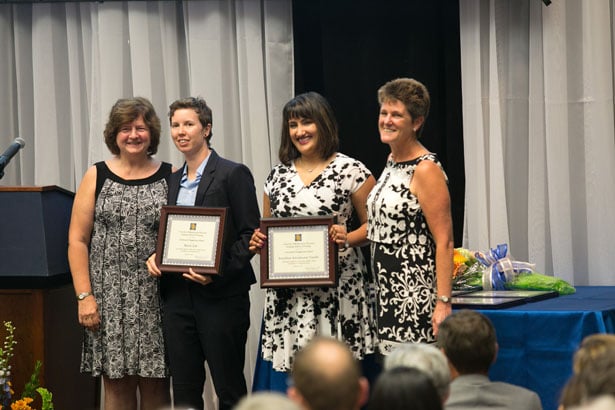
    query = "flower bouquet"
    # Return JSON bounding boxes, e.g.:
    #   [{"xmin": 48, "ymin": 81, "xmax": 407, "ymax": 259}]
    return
[
  {"xmin": 0, "ymin": 321, "xmax": 54, "ymax": 410},
  {"xmin": 453, "ymin": 248, "xmax": 484, "ymax": 289},
  {"xmin": 453, "ymin": 244, "xmax": 575, "ymax": 295}
]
